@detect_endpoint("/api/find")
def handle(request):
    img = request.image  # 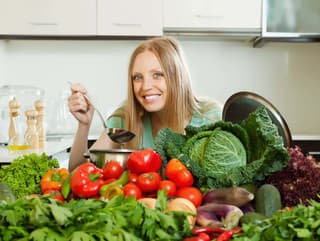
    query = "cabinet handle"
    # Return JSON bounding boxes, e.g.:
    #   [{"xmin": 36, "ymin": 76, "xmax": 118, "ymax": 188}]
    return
[
  {"xmin": 29, "ymin": 22, "xmax": 59, "ymax": 26},
  {"xmin": 194, "ymin": 14, "xmax": 224, "ymax": 19},
  {"xmin": 112, "ymin": 23, "xmax": 142, "ymax": 27}
]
